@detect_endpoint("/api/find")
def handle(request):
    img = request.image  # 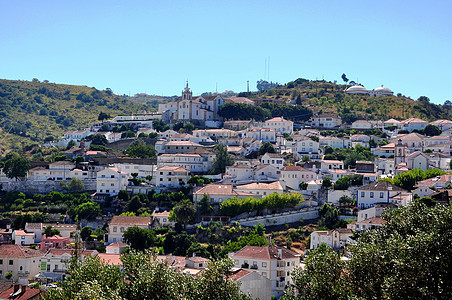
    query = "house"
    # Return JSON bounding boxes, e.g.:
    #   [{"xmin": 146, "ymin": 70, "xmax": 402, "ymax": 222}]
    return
[
  {"xmin": 106, "ymin": 242, "xmax": 129, "ymax": 254},
  {"xmin": 384, "ymin": 118, "xmax": 401, "ymax": 129},
  {"xmin": 110, "ymin": 162, "xmax": 156, "ymax": 179},
  {"xmin": 293, "ymin": 138, "xmax": 320, "ymax": 159},
  {"xmin": 400, "ymin": 118, "xmax": 429, "ymax": 132},
  {"xmin": 319, "ymin": 136, "xmax": 350, "ymax": 149},
  {"xmin": 96, "ymin": 167, "xmax": 129, "ymax": 197},
  {"xmin": 157, "ymin": 153, "xmax": 211, "ymax": 173},
  {"xmin": 225, "ymin": 164, "xmax": 255, "ymax": 183},
  {"xmin": 230, "ymin": 269, "xmax": 272, "ymax": 300},
  {"xmin": 264, "ymin": 117, "xmax": 294, "ymax": 135},
  {"xmin": 390, "ymin": 133, "xmax": 426, "ymax": 152},
  {"xmin": 0, "ymin": 284, "xmax": 42, "ymax": 300},
  {"xmin": 235, "ymin": 181, "xmax": 284, "ymax": 197},
  {"xmin": 244, "ymin": 128, "xmax": 277, "ymax": 143},
  {"xmin": 260, "ymin": 153, "xmax": 285, "ymax": 170},
  {"xmin": 351, "ymin": 120, "xmax": 373, "ymax": 130},
  {"xmin": 12, "ymin": 230, "xmax": 35, "ymax": 246},
  {"xmin": 40, "ymin": 249, "xmax": 98, "ymax": 281},
  {"xmin": 229, "ymin": 245, "xmax": 300, "ymax": 298},
  {"xmin": 0, "ymin": 245, "xmax": 44, "ymax": 284},
  {"xmin": 24, "ymin": 223, "xmax": 77, "ymax": 243},
  {"xmin": 310, "ymin": 228, "xmax": 354, "ymax": 250},
  {"xmin": 280, "ymin": 166, "xmax": 316, "ymax": 190},
  {"xmin": 151, "ymin": 211, "xmax": 175, "ymax": 228},
  {"xmin": 347, "ymin": 217, "xmax": 386, "ymax": 232},
  {"xmin": 430, "ymin": 119, "xmax": 452, "ymax": 131},
  {"xmin": 223, "ymin": 120, "xmax": 254, "ymax": 130},
  {"xmin": 108, "ymin": 216, "xmax": 151, "ymax": 243},
  {"xmin": 320, "ymin": 160, "xmax": 344, "ymax": 172},
  {"xmin": 356, "ymin": 181, "xmax": 410, "ymax": 209},
  {"xmin": 253, "ymin": 165, "xmax": 280, "ymax": 182},
  {"xmin": 193, "ymin": 184, "xmax": 259, "ymax": 204},
  {"xmin": 152, "ymin": 166, "xmax": 189, "ymax": 188},
  {"xmin": 163, "ymin": 141, "xmax": 204, "ymax": 154},
  {"xmin": 39, "ymin": 235, "xmax": 70, "ymax": 250},
  {"xmin": 310, "ymin": 113, "xmax": 342, "ymax": 128}
]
